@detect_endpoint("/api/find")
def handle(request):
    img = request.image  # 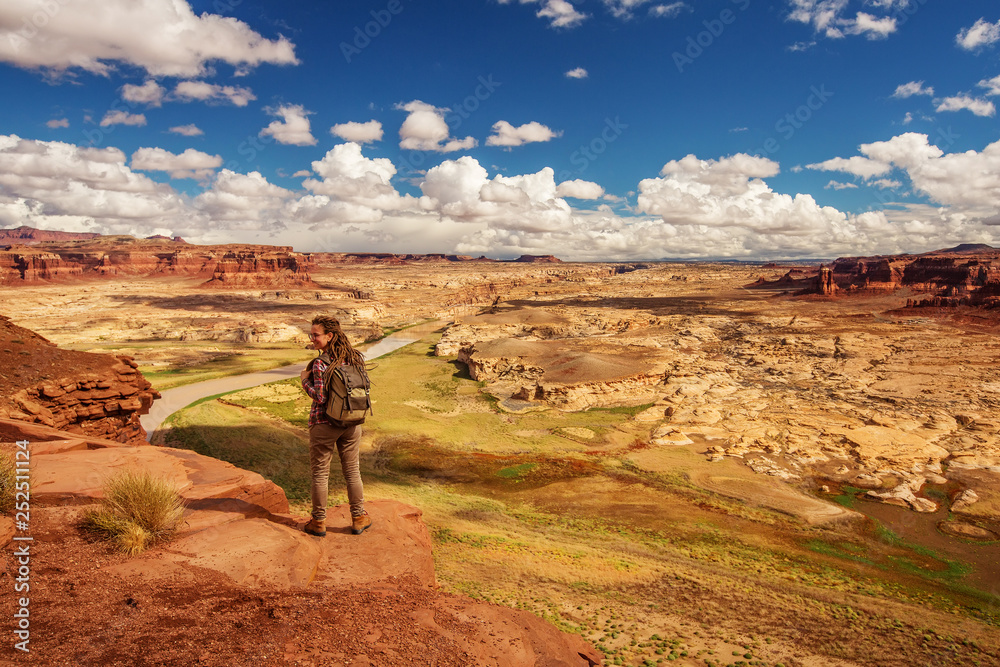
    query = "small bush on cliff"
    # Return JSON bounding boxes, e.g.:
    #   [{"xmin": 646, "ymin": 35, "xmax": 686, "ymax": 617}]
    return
[
  {"xmin": 83, "ymin": 470, "xmax": 184, "ymax": 555},
  {"xmin": 0, "ymin": 454, "xmax": 16, "ymax": 513}
]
